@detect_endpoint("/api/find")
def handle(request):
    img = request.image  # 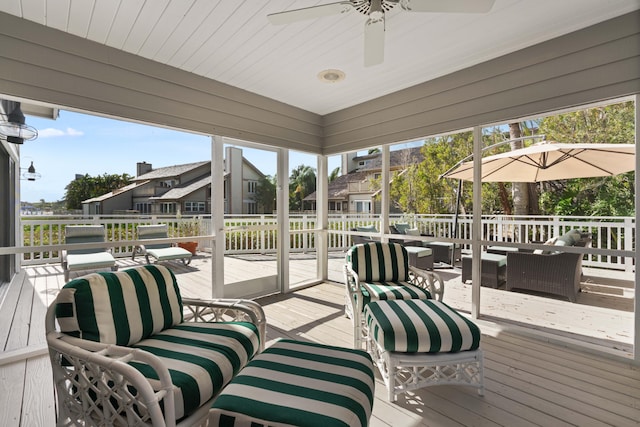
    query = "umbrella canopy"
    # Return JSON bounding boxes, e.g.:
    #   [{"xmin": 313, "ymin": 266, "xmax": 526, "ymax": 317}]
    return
[{"xmin": 442, "ymin": 141, "xmax": 635, "ymax": 182}]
